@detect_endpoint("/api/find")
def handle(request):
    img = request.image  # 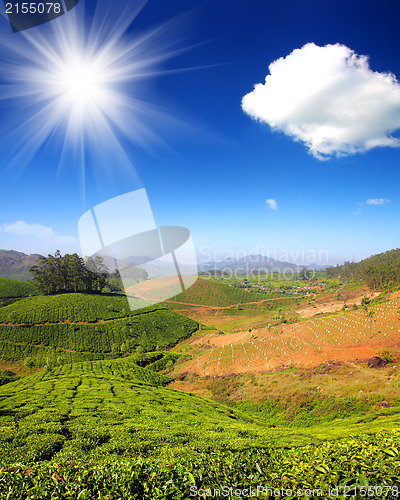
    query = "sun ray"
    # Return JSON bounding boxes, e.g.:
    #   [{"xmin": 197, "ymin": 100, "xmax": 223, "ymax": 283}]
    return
[{"xmin": 0, "ymin": 0, "xmax": 192, "ymax": 187}]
